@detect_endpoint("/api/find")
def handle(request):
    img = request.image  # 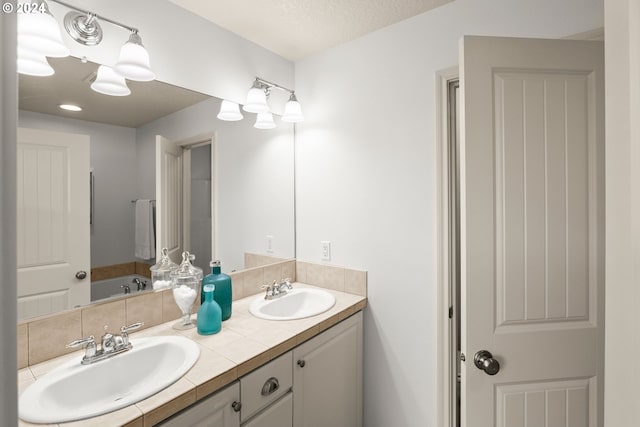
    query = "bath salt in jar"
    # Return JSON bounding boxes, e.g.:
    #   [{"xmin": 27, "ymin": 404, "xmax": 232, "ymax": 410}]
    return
[
  {"xmin": 170, "ymin": 251, "xmax": 203, "ymax": 330},
  {"xmin": 150, "ymin": 248, "xmax": 178, "ymax": 290}
]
